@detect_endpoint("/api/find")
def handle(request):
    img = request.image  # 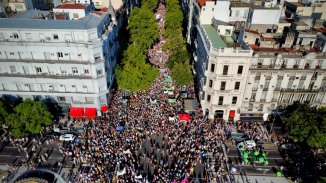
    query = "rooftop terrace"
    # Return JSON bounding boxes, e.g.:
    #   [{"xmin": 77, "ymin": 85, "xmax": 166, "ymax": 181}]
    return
[{"xmin": 202, "ymin": 24, "xmax": 227, "ymax": 49}]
